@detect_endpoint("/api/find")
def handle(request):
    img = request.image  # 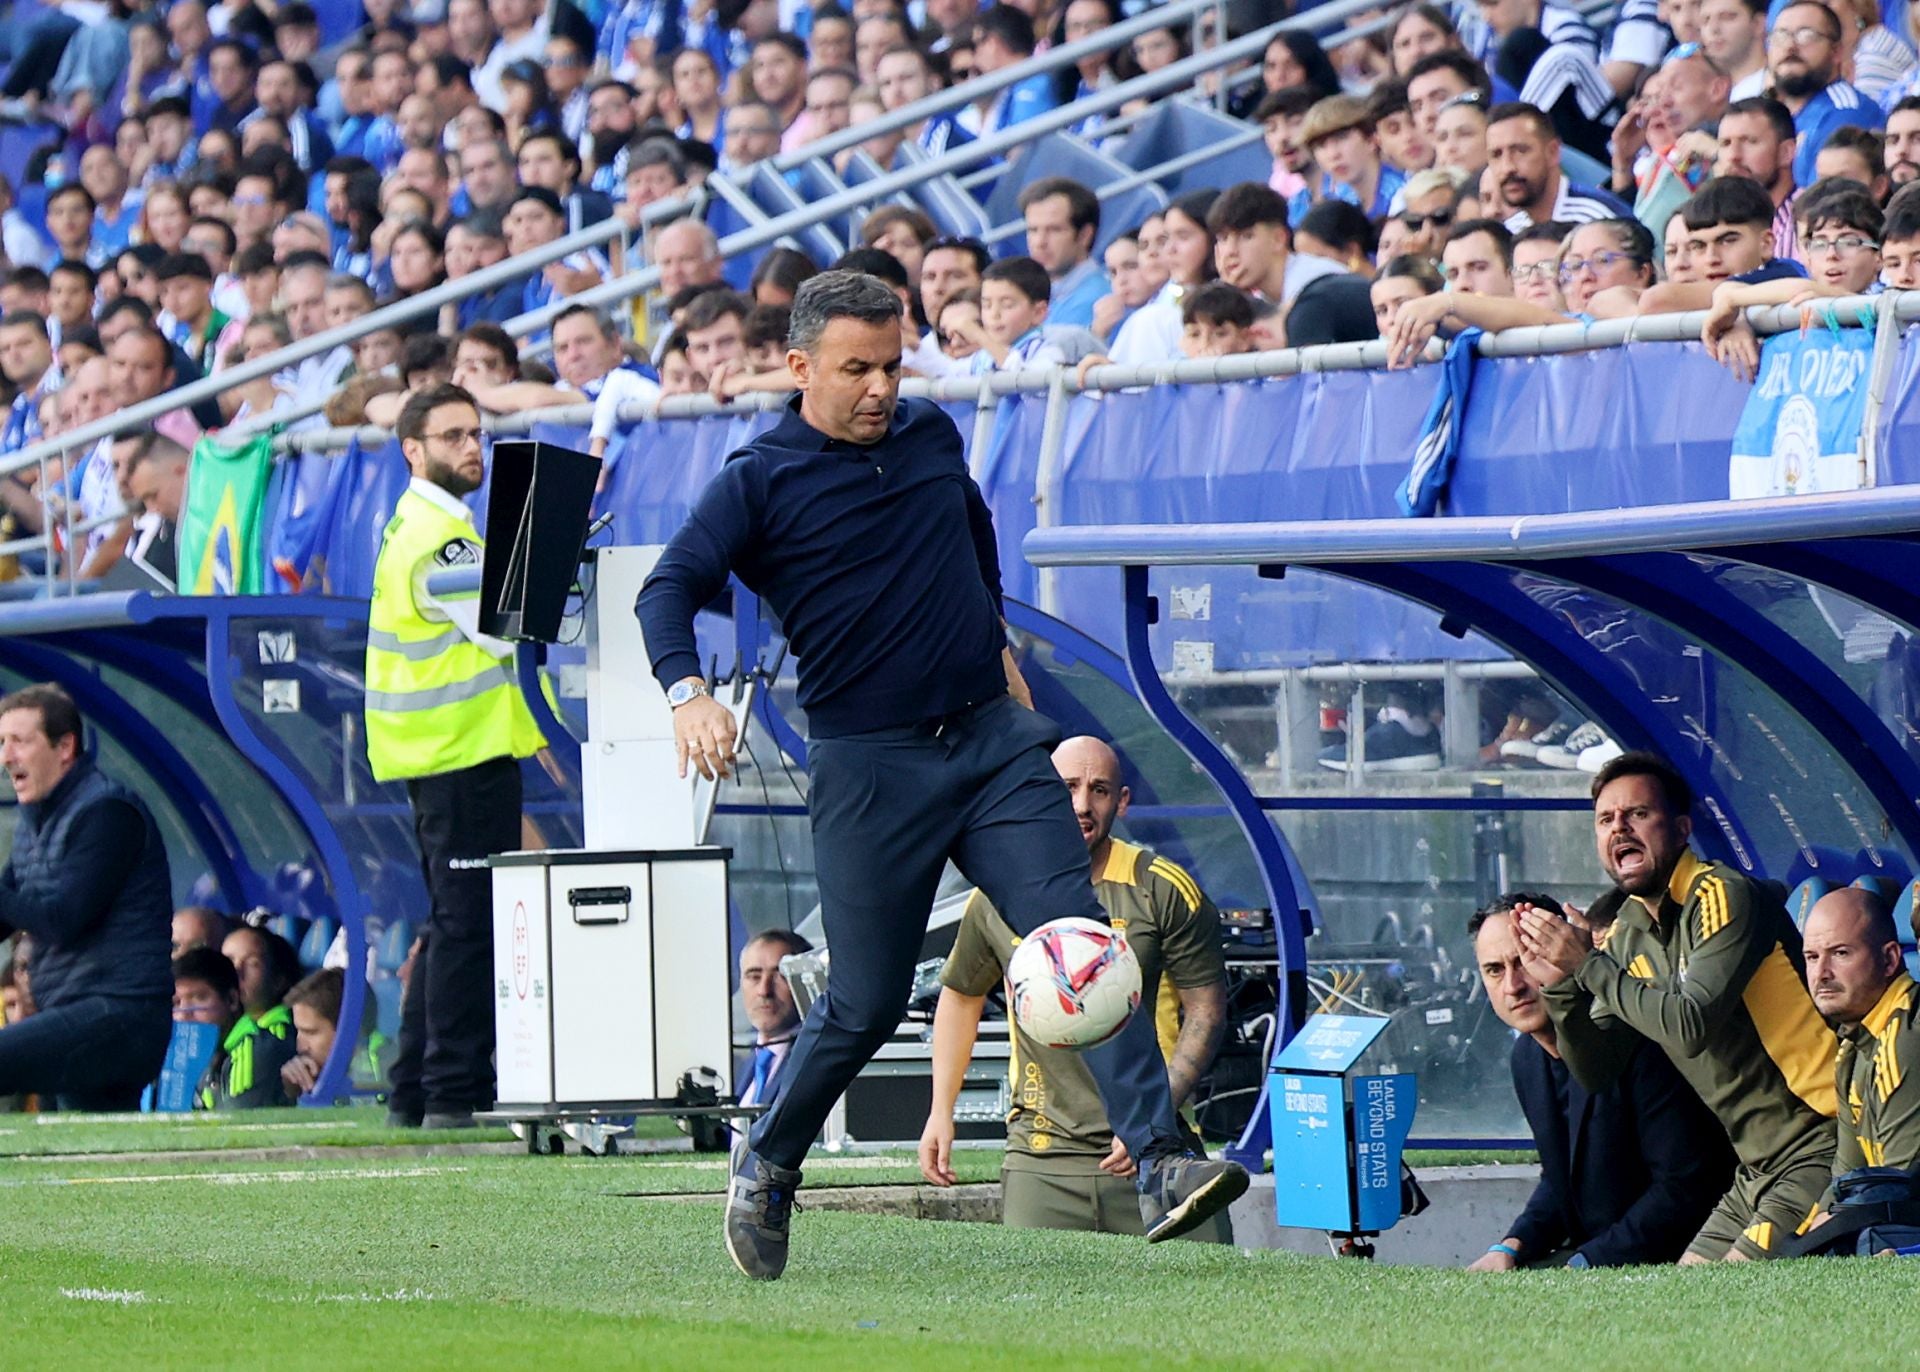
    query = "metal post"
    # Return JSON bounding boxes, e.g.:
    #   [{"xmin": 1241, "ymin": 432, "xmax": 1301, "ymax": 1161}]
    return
[
  {"xmin": 967, "ymin": 373, "xmax": 999, "ymax": 485},
  {"xmin": 1346, "ymin": 682, "xmax": 1365, "ymax": 790},
  {"xmin": 1032, "ymin": 371, "xmax": 1073, "ymax": 618},
  {"xmin": 1212, "ymin": 0, "xmax": 1231, "ymax": 113}
]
